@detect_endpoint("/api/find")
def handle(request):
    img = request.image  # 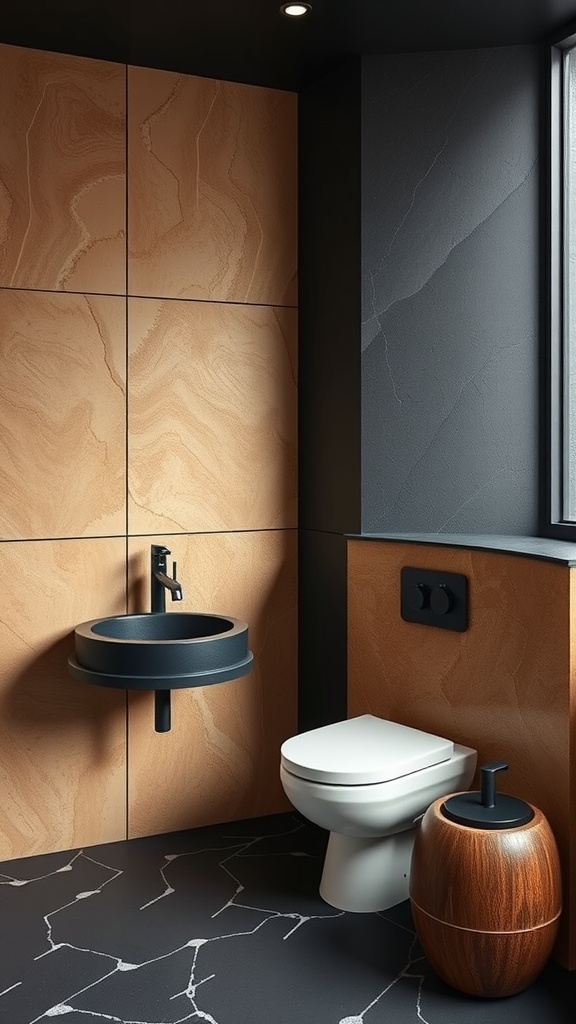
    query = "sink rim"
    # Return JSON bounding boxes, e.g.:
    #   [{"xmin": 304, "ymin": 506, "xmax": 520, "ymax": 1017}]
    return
[
  {"xmin": 68, "ymin": 650, "xmax": 254, "ymax": 690},
  {"xmin": 75, "ymin": 611, "xmax": 247, "ymax": 645}
]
